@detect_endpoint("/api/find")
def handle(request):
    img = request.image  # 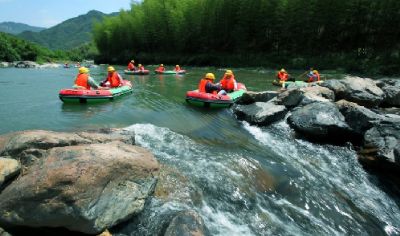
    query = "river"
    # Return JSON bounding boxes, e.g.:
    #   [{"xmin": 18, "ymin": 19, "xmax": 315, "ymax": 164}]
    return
[{"xmin": 0, "ymin": 66, "xmax": 399, "ymax": 235}]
